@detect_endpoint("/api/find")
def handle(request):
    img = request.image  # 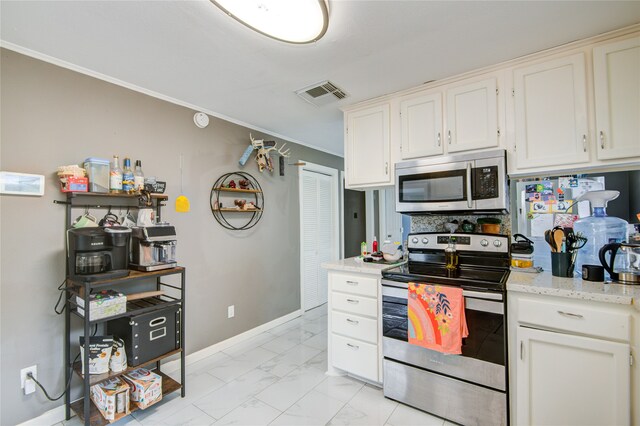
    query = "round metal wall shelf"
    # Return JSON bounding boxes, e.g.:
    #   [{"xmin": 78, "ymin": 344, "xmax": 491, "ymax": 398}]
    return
[{"xmin": 210, "ymin": 172, "xmax": 263, "ymax": 230}]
